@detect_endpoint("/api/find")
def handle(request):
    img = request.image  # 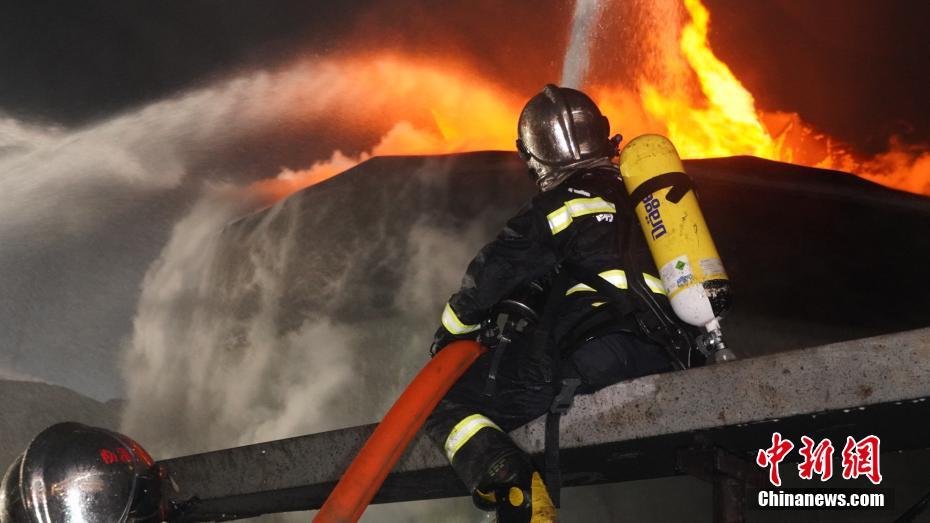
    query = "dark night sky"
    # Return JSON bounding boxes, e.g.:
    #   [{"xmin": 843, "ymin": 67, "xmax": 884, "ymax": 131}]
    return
[{"xmin": 1, "ymin": 0, "xmax": 928, "ymax": 155}]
